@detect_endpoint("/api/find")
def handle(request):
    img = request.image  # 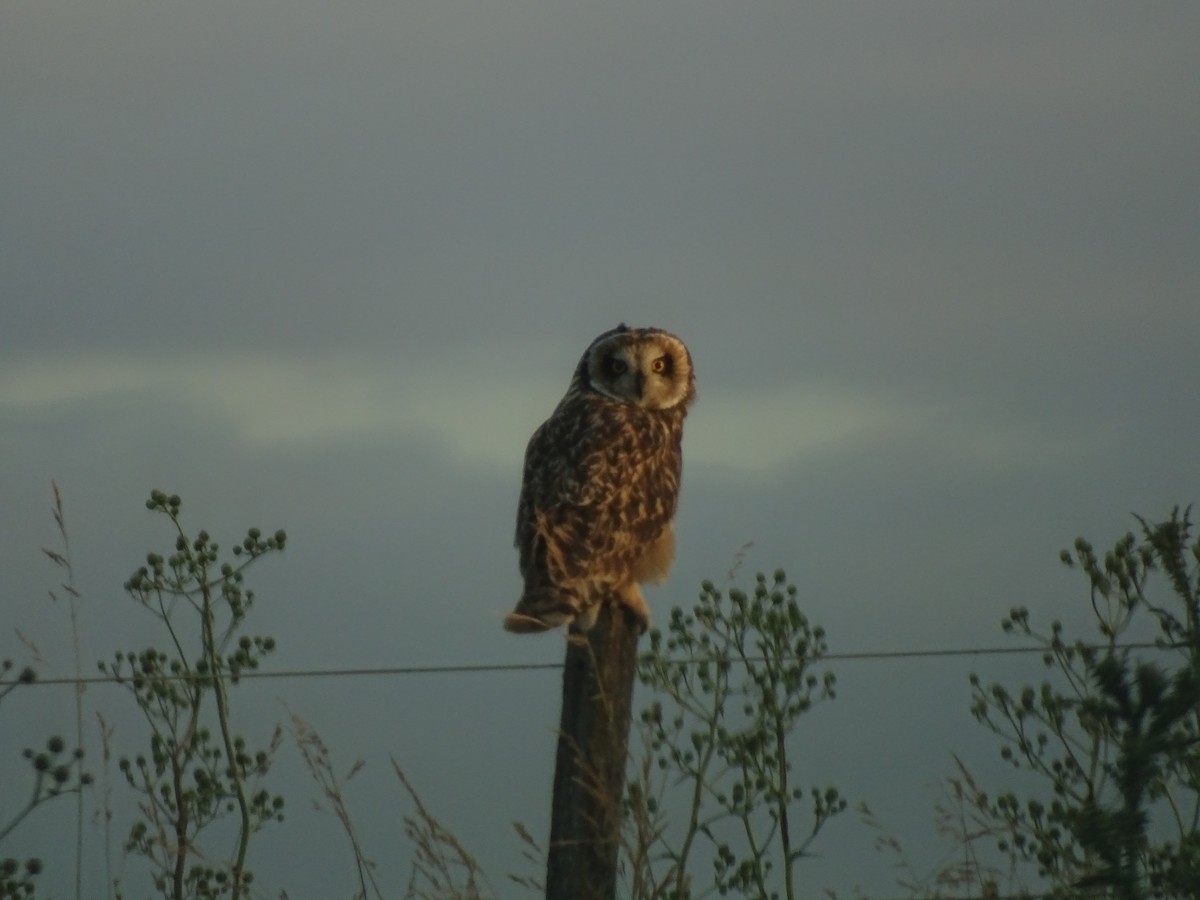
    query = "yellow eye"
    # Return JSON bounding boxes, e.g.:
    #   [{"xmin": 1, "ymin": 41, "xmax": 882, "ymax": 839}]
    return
[
  {"xmin": 607, "ymin": 356, "xmax": 627, "ymax": 376},
  {"xmin": 651, "ymin": 356, "xmax": 670, "ymax": 374}
]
